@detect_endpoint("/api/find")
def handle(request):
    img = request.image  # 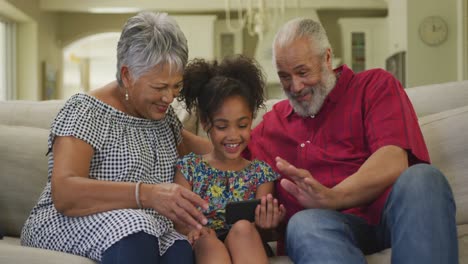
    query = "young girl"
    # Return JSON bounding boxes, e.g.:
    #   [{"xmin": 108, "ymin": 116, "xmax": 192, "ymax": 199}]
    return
[{"xmin": 175, "ymin": 55, "xmax": 286, "ymax": 264}]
